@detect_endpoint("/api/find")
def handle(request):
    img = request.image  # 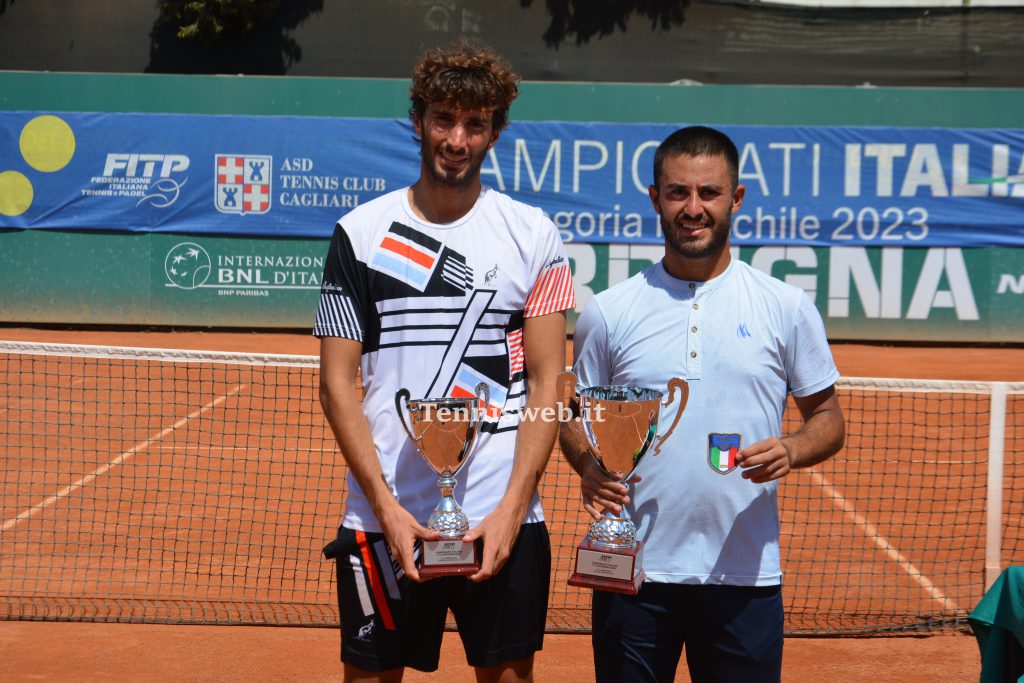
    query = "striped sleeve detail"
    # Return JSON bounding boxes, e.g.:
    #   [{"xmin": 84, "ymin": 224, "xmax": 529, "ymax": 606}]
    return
[
  {"xmin": 507, "ymin": 328, "xmax": 524, "ymax": 376},
  {"xmin": 524, "ymin": 264, "xmax": 576, "ymax": 318},
  {"xmin": 313, "ymin": 292, "xmax": 364, "ymax": 340}
]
